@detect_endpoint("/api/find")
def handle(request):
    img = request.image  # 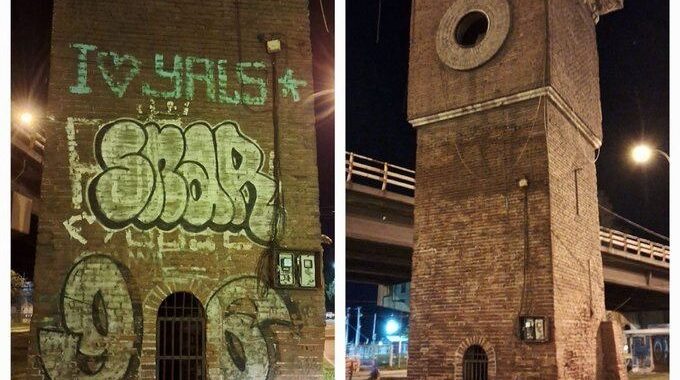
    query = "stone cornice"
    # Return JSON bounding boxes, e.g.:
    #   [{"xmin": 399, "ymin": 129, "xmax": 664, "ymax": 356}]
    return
[{"xmin": 408, "ymin": 86, "xmax": 603, "ymax": 149}]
